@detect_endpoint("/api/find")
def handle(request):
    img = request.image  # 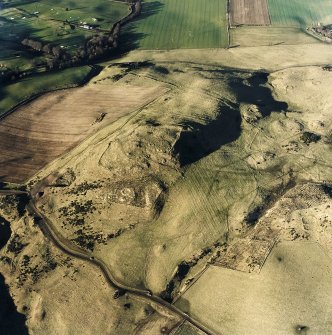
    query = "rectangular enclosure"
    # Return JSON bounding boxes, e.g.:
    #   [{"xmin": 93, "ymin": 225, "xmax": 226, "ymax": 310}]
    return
[{"xmin": 230, "ymin": 0, "xmax": 270, "ymax": 26}]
